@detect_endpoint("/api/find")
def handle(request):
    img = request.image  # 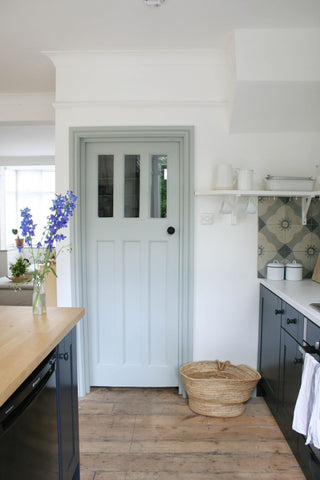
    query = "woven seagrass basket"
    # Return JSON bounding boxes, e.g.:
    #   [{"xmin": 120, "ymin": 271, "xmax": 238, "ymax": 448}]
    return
[{"xmin": 180, "ymin": 360, "xmax": 261, "ymax": 417}]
